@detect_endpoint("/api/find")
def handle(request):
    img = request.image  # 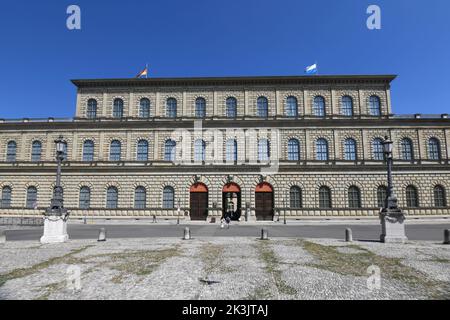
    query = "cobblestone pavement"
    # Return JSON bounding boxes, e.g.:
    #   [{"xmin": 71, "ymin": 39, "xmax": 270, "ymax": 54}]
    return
[{"xmin": 0, "ymin": 237, "xmax": 449, "ymax": 300}]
